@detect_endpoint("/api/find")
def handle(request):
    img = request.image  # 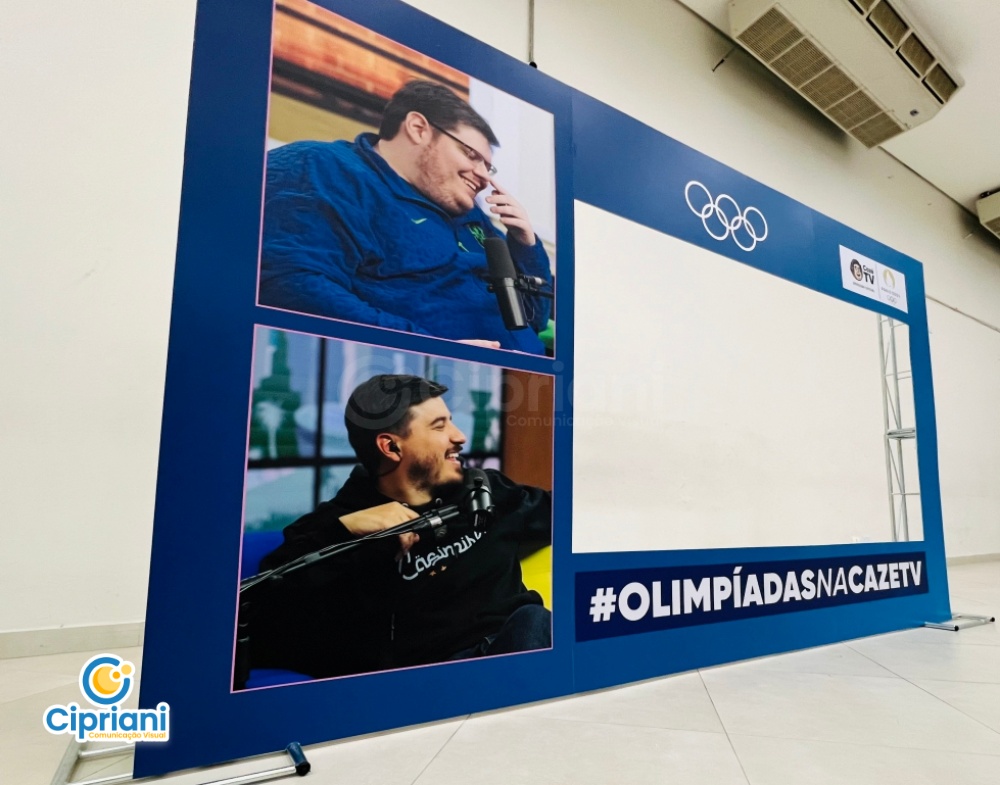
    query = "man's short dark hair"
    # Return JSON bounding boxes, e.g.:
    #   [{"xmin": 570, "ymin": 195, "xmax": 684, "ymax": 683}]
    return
[
  {"xmin": 379, "ymin": 80, "xmax": 499, "ymax": 147},
  {"xmin": 345, "ymin": 374, "xmax": 449, "ymax": 473}
]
